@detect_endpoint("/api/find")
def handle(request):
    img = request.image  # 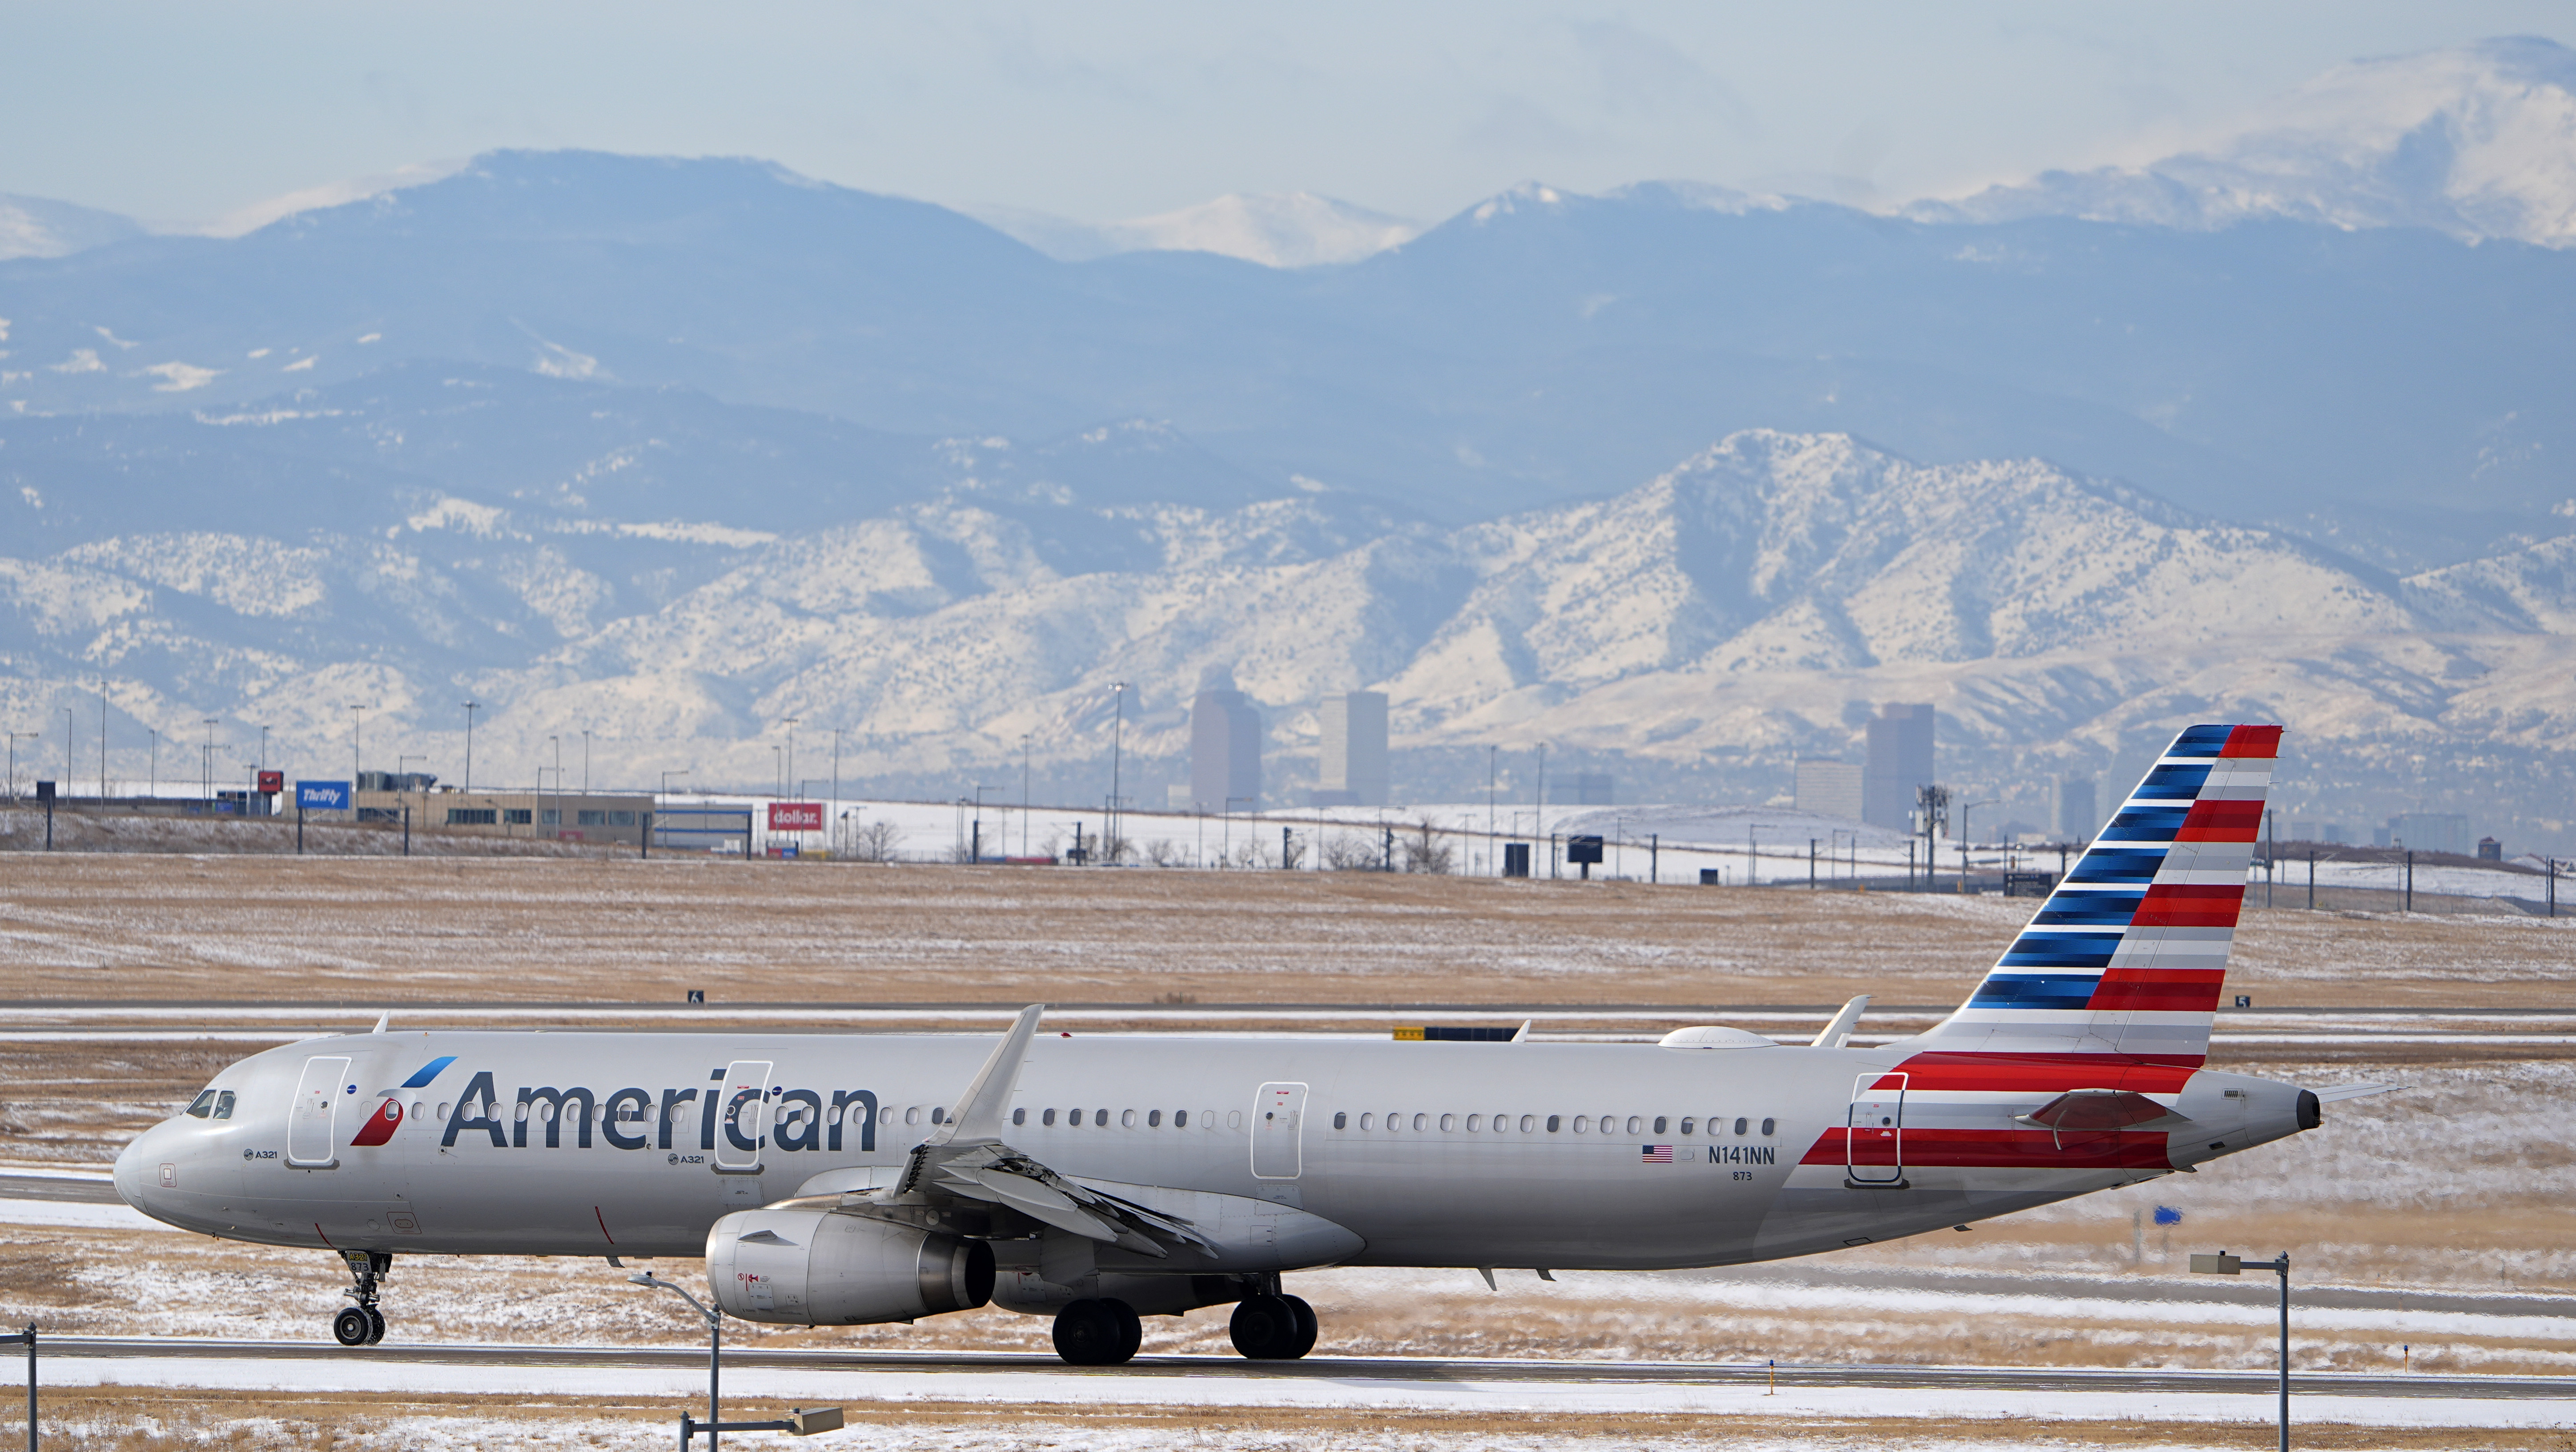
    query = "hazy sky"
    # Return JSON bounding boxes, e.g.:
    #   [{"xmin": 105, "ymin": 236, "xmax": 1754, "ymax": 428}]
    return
[{"xmin": 8, "ymin": 2, "xmax": 2571, "ymax": 227}]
